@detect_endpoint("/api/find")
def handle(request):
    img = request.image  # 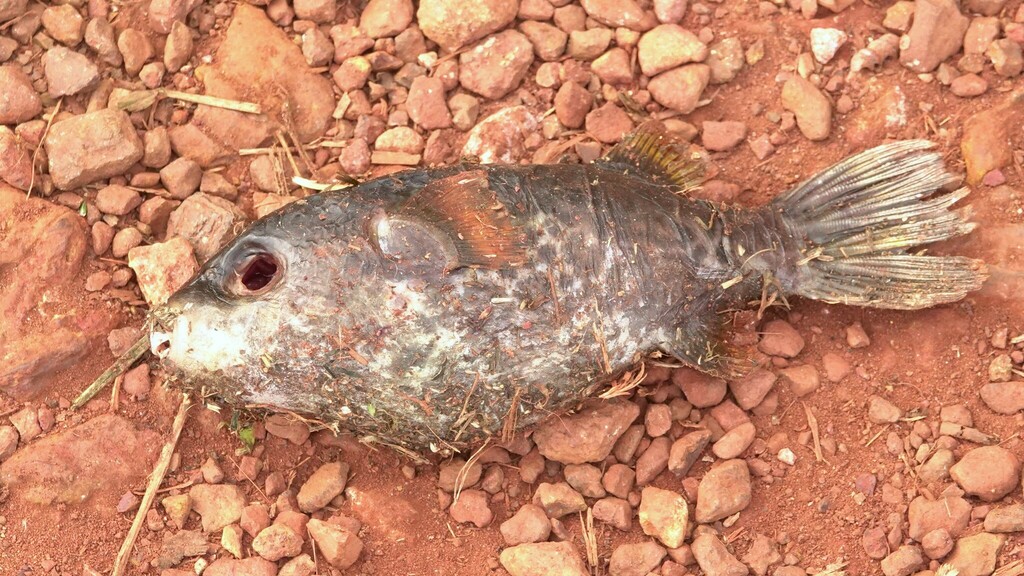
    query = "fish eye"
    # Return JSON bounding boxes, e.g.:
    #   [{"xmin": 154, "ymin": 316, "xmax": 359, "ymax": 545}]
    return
[{"xmin": 229, "ymin": 251, "xmax": 282, "ymax": 295}]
